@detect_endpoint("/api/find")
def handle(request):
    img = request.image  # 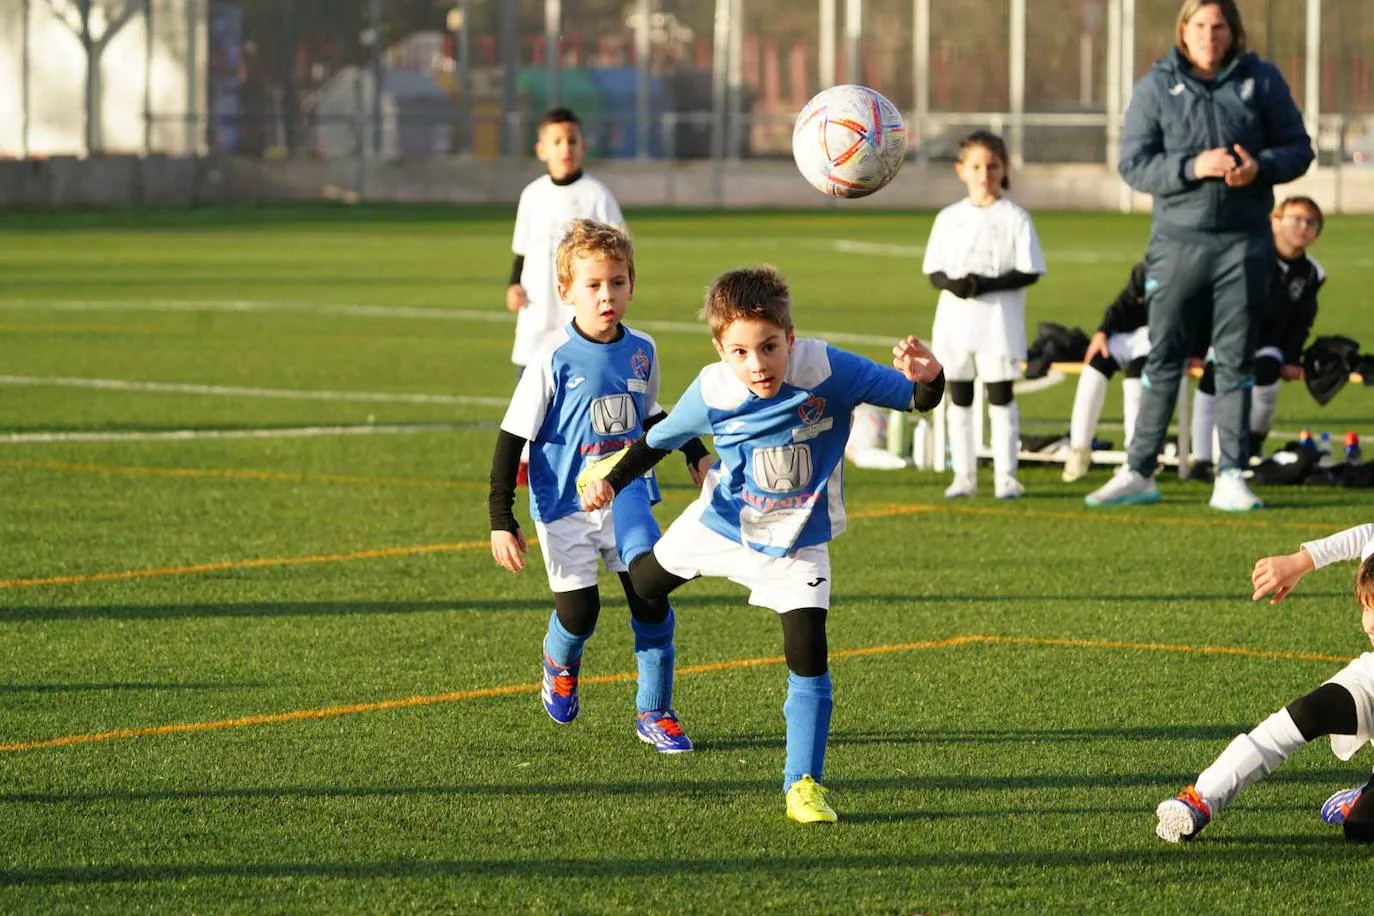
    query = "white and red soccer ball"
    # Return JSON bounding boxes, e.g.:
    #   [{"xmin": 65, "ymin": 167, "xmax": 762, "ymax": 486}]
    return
[{"xmin": 792, "ymin": 84, "xmax": 908, "ymax": 199}]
